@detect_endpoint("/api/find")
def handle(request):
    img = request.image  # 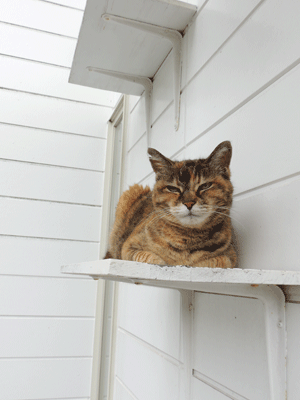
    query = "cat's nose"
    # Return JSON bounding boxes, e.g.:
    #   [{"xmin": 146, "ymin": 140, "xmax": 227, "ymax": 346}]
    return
[{"xmin": 184, "ymin": 201, "xmax": 195, "ymax": 210}]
